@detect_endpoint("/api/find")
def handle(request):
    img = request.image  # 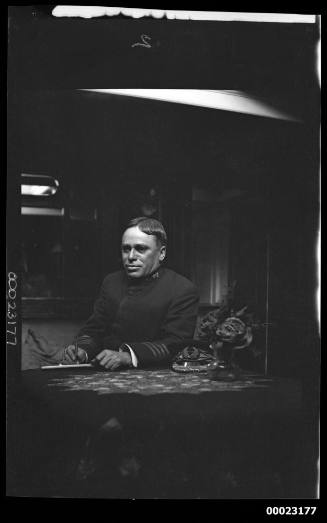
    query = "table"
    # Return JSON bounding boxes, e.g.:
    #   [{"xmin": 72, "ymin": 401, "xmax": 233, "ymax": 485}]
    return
[{"xmin": 8, "ymin": 368, "xmax": 318, "ymax": 499}]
